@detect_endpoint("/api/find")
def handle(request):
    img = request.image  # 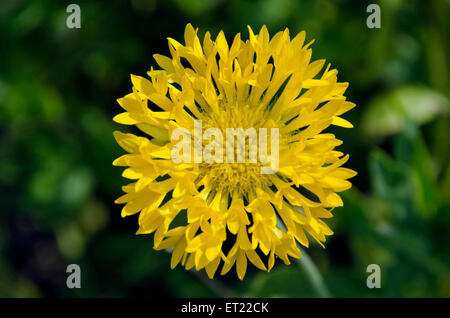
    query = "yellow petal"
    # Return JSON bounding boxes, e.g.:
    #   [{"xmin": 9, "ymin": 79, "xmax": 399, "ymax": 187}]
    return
[
  {"xmin": 332, "ymin": 116, "xmax": 353, "ymax": 128},
  {"xmin": 113, "ymin": 112, "xmax": 138, "ymax": 125},
  {"xmin": 236, "ymin": 249, "xmax": 247, "ymax": 280}
]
